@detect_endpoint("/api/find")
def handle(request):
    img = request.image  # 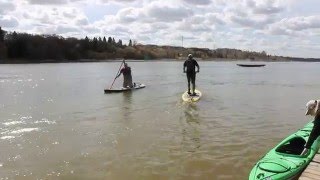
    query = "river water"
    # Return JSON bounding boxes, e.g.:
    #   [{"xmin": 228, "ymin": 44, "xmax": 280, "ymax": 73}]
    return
[{"xmin": 0, "ymin": 61, "xmax": 318, "ymax": 179}]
